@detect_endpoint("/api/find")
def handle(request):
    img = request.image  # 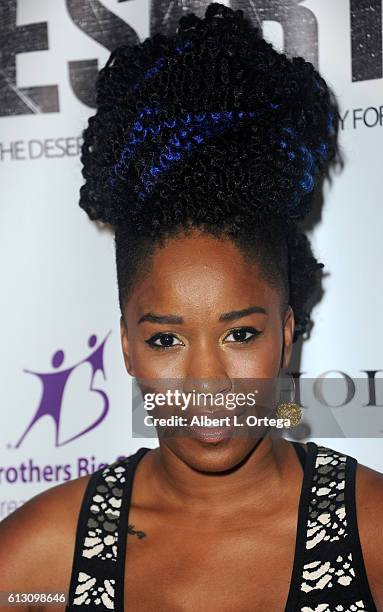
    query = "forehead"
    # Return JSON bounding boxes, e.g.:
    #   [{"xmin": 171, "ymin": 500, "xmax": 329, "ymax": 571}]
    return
[{"xmin": 127, "ymin": 230, "xmax": 281, "ymax": 318}]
